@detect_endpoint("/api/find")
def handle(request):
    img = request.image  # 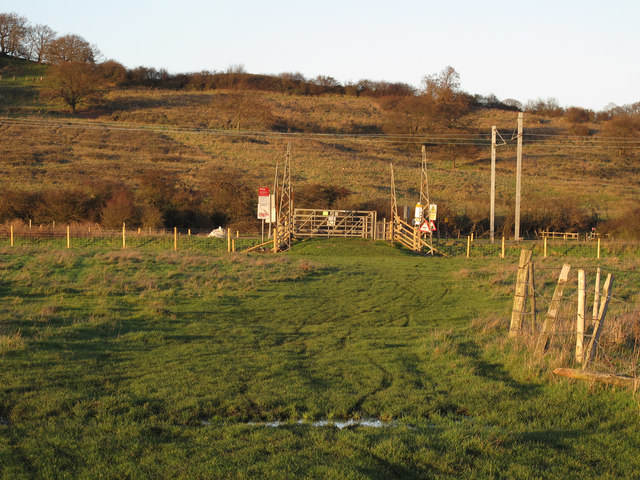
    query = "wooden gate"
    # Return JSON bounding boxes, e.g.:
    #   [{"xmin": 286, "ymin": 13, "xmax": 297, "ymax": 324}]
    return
[{"xmin": 293, "ymin": 209, "xmax": 377, "ymax": 239}]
